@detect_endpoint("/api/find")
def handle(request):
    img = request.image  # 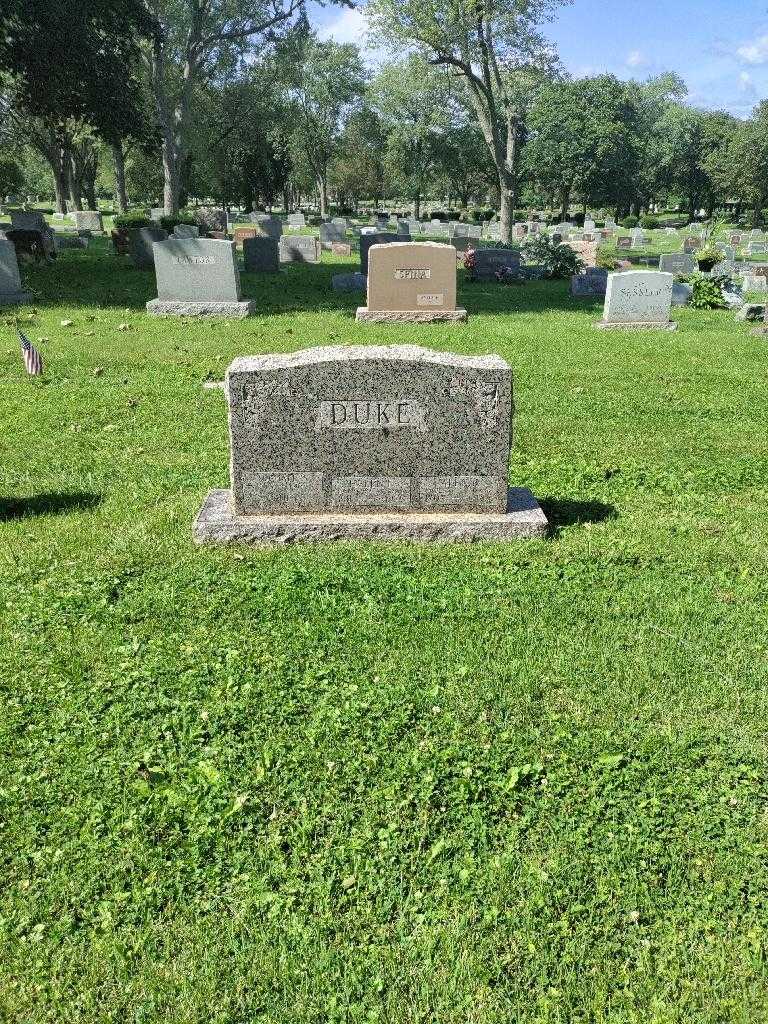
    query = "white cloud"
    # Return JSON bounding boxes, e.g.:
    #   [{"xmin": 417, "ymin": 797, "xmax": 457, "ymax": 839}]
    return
[
  {"xmin": 626, "ymin": 50, "xmax": 645, "ymax": 68},
  {"xmin": 738, "ymin": 70, "xmax": 757, "ymax": 96},
  {"xmin": 736, "ymin": 33, "xmax": 768, "ymax": 65},
  {"xmin": 317, "ymin": 7, "xmax": 369, "ymax": 45}
]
